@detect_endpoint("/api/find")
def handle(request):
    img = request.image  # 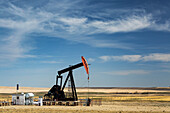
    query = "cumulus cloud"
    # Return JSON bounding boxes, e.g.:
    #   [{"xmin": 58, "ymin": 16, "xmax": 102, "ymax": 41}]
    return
[
  {"xmin": 99, "ymin": 53, "xmax": 170, "ymax": 62},
  {"xmin": 103, "ymin": 70, "xmax": 150, "ymax": 76}
]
